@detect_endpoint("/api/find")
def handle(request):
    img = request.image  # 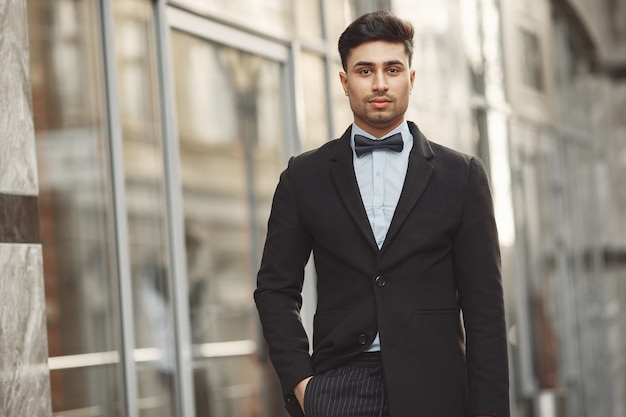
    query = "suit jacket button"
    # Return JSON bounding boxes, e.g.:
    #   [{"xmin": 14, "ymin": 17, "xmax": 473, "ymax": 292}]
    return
[
  {"xmin": 358, "ymin": 334, "xmax": 368, "ymax": 345},
  {"xmin": 375, "ymin": 275, "xmax": 386, "ymax": 287}
]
